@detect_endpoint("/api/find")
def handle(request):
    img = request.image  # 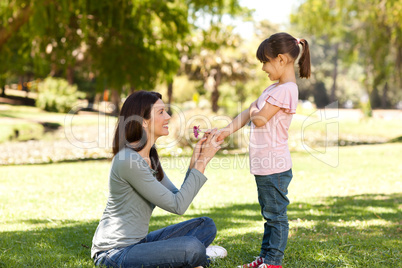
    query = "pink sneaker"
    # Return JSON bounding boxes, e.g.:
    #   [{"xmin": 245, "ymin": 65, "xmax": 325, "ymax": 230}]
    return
[
  {"xmin": 238, "ymin": 256, "xmax": 265, "ymax": 268},
  {"xmin": 258, "ymin": 264, "xmax": 282, "ymax": 268}
]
